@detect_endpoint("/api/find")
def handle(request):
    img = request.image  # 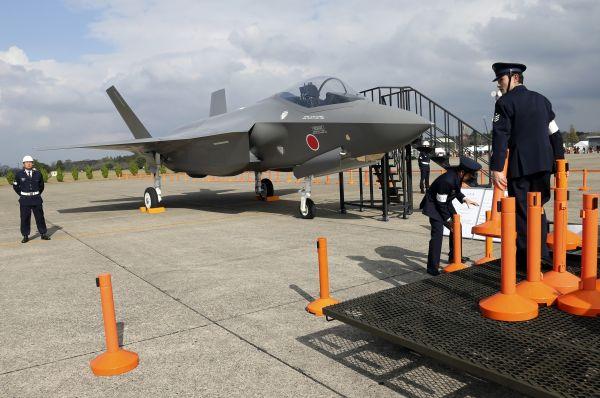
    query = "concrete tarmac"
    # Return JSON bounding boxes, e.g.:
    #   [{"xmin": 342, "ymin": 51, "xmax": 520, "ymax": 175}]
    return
[{"xmin": 1, "ymin": 157, "xmax": 597, "ymax": 397}]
